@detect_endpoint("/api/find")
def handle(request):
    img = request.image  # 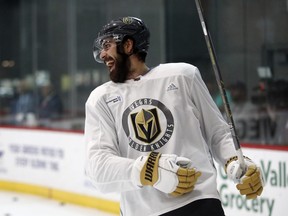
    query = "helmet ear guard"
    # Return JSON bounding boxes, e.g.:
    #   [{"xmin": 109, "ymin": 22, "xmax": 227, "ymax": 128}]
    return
[{"xmin": 93, "ymin": 16, "xmax": 150, "ymax": 63}]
